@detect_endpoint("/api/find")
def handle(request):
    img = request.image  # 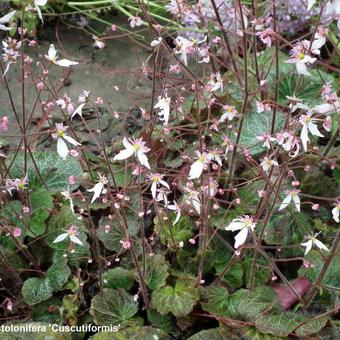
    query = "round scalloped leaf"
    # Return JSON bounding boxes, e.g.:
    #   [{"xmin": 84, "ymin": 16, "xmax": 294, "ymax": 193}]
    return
[
  {"xmin": 298, "ymin": 250, "xmax": 340, "ymax": 290},
  {"xmin": 255, "ymin": 312, "xmax": 302, "ymax": 337},
  {"xmin": 145, "ymin": 254, "xmax": 169, "ymax": 291},
  {"xmin": 236, "ymin": 110, "xmax": 285, "ymax": 156},
  {"xmin": 200, "ymin": 285, "xmax": 229, "ymax": 316},
  {"xmin": 45, "ymin": 261, "xmax": 71, "ymax": 291},
  {"xmin": 237, "ymin": 287, "xmax": 277, "ymax": 321},
  {"xmin": 6, "ymin": 152, "xmax": 83, "ymax": 194},
  {"xmin": 97, "ymin": 216, "xmax": 138, "ymax": 252},
  {"xmin": 187, "ymin": 328, "xmax": 227, "ymax": 340},
  {"xmin": 295, "ymin": 315, "xmax": 328, "ymax": 336},
  {"xmin": 21, "ymin": 278, "xmax": 53, "ymax": 306},
  {"xmin": 103, "ymin": 267, "xmax": 135, "ymax": 290},
  {"xmin": 151, "ymin": 279, "xmax": 199, "ymax": 317},
  {"xmin": 90, "ymin": 288, "xmax": 138, "ymax": 326}
]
